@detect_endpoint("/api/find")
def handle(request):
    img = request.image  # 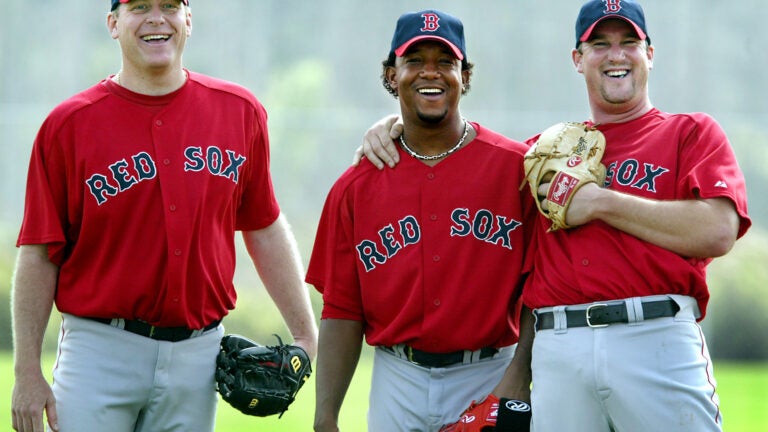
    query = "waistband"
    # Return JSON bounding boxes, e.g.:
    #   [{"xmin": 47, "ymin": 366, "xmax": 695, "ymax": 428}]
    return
[
  {"xmin": 379, "ymin": 344, "xmax": 502, "ymax": 368},
  {"xmin": 89, "ymin": 317, "xmax": 221, "ymax": 342},
  {"xmin": 533, "ymin": 295, "xmax": 697, "ymax": 331}
]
